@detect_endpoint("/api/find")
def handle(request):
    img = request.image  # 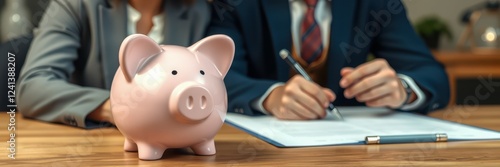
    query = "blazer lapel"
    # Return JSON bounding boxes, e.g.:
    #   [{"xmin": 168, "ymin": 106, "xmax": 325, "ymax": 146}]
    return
[
  {"xmin": 327, "ymin": 0, "xmax": 356, "ymax": 93},
  {"xmin": 98, "ymin": 0, "xmax": 127, "ymax": 89},
  {"xmin": 261, "ymin": 0, "xmax": 292, "ymax": 82},
  {"xmin": 162, "ymin": 1, "xmax": 190, "ymax": 46}
]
